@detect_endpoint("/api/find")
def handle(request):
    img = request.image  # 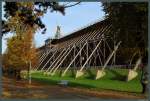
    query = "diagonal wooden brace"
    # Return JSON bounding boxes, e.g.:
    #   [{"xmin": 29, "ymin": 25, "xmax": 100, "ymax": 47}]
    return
[
  {"xmin": 76, "ymin": 39, "xmax": 103, "ymax": 78},
  {"xmin": 127, "ymin": 57, "xmax": 141, "ymax": 81},
  {"xmin": 96, "ymin": 41, "xmax": 121, "ymax": 80}
]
